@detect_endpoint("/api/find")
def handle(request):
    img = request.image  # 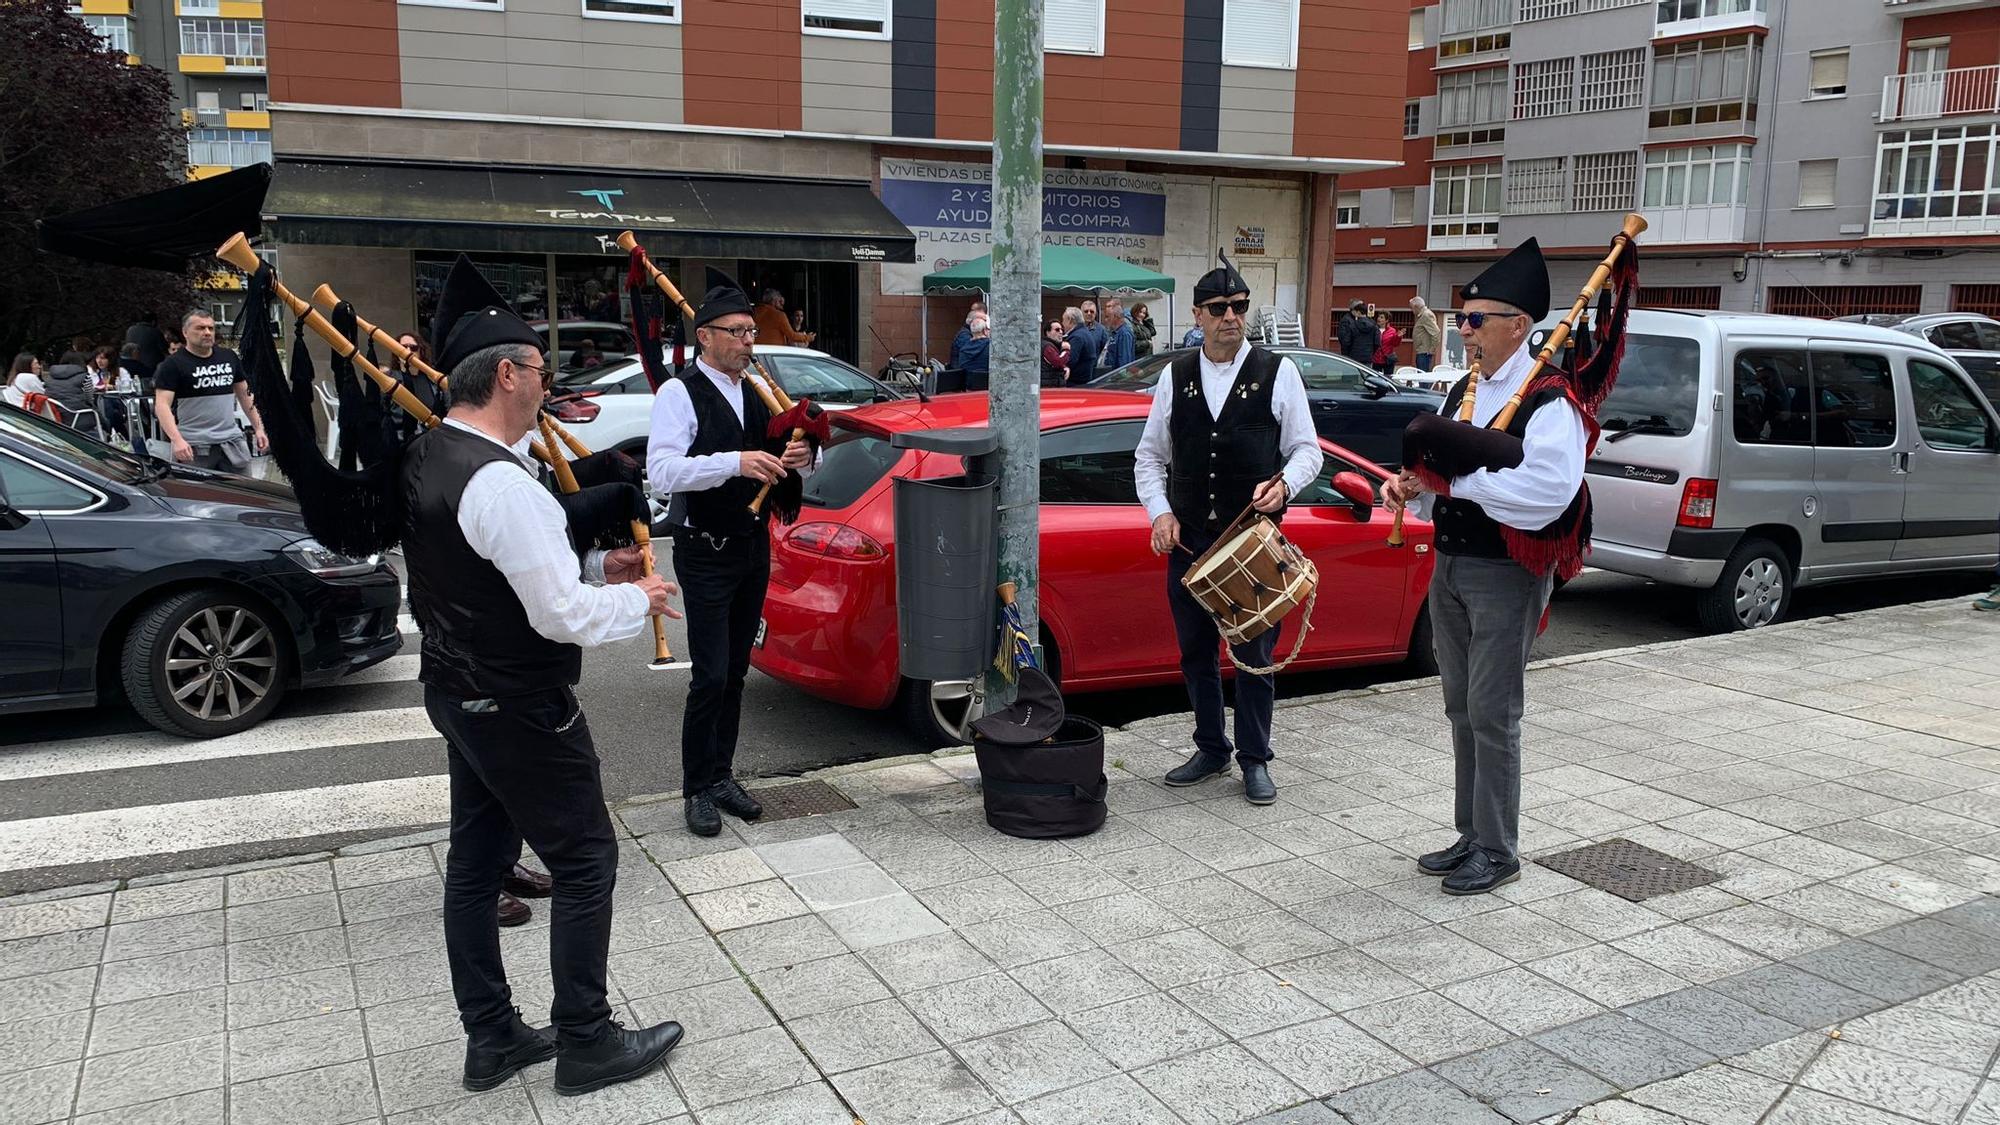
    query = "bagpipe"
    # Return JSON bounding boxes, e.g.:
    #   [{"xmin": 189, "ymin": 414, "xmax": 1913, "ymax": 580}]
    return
[
  {"xmin": 215, "ymin": 234, "xmax": 676, "ymax": 668},
  {"xmin": 1387, "ymin": 213, "xmax": 1646, "ymax": 580},
  {"xmin": 616, "ymin": 231, "xmax": 830, "ymax": 524}
]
